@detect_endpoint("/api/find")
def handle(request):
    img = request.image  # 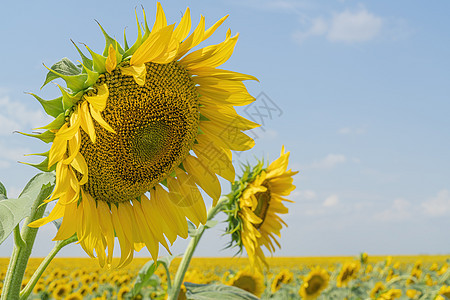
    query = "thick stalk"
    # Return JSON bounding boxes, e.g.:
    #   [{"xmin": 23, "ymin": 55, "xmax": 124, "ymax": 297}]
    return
[
  {"xmin": 1, "ymin": 201, "xmax": 48, "ymax": 300},
  {"xmin": 19, "ymin": 235, "xmax": 77, "ymax": 300},
  {"xmin": 168, "ymin": 197, "xmax": 227, "ymax": 300}
]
